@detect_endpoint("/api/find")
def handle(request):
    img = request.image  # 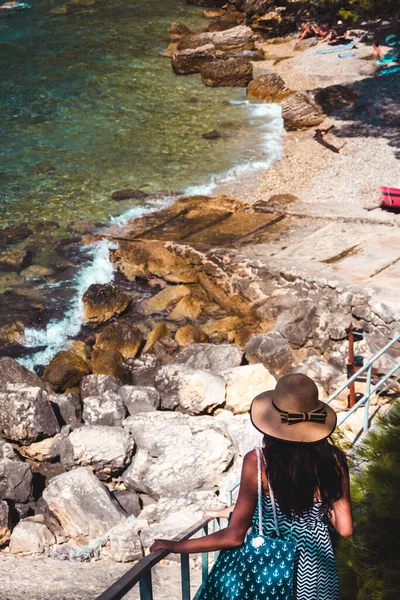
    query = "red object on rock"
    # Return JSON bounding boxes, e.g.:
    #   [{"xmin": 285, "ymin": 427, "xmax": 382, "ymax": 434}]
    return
[{"xmin": 381, "ymin": 186, "xmax": 400, "ymax": 208}]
